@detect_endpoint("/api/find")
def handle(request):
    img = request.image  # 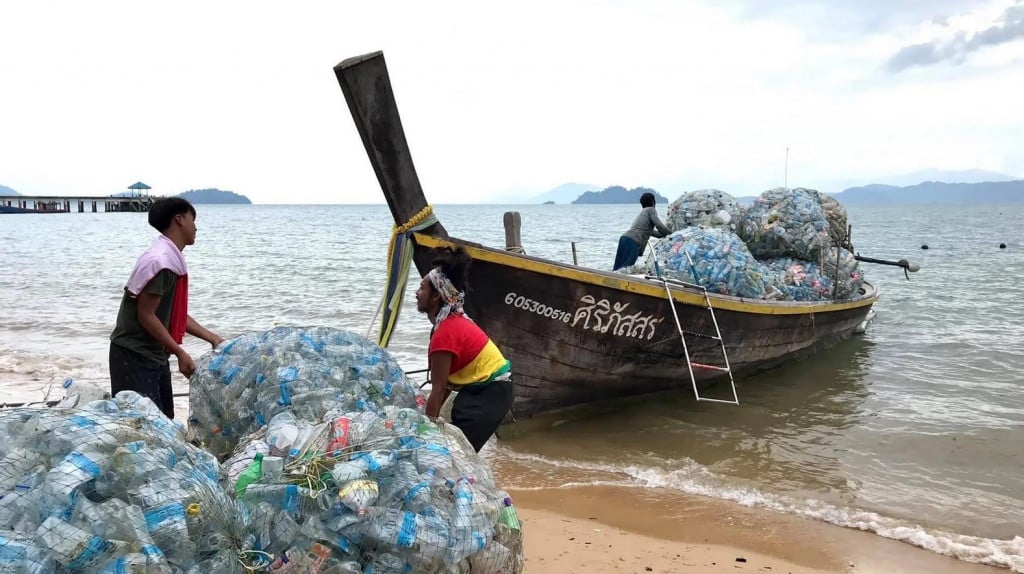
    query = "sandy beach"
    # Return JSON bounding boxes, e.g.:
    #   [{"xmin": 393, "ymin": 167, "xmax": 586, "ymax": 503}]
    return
[{"xmin": 511, "ymin": 485, "xmax": 1004, "ymax": 574}]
